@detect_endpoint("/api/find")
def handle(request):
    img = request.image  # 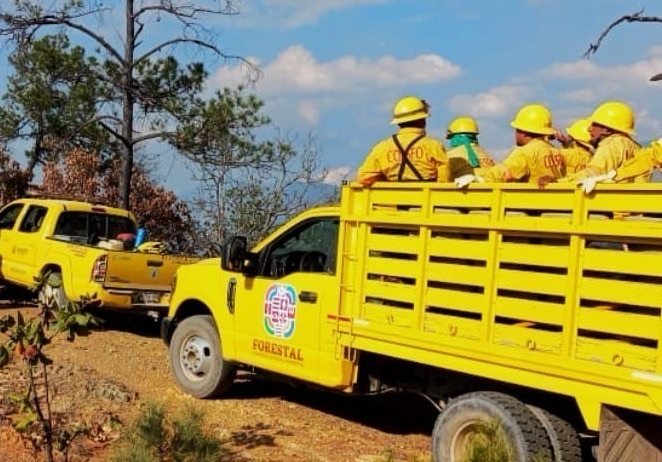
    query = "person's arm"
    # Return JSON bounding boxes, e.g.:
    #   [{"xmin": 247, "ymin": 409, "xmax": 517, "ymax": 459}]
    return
[
  {"xmin": 564, "ymin": 145, "xmax": 613, "ymax": 182},
  {"xmin": 432, "ymin": 143, "xmax": 451, "ymax": 182},
  {"xmin": 356, "ymin": 148, "xmax": 384, "ymax": 186},
  {"xmin": 613, "ymin": 142, "xmax": 662, "ymax": 182},
  {"xmin": 482, "ymin": 148, "xmax": 528, "ymax": 182}
]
